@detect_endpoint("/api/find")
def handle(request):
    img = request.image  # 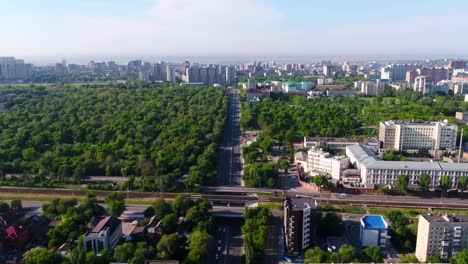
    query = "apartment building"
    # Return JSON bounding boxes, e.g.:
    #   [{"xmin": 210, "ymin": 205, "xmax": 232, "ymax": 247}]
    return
[
  {"xmin": 415, "ymin": 214, "xmax": 468, "ymax": 262},
  {"xmin": 378, "ymin": 120, "xmax": 458, "ymax": 152},
  {"xmin": 346, "ymin": 144, "xmax": 468, "ymax": 188},
  {"xmin": 284, "ymin": 197, "xmax": 316, "ymax": 256}
]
